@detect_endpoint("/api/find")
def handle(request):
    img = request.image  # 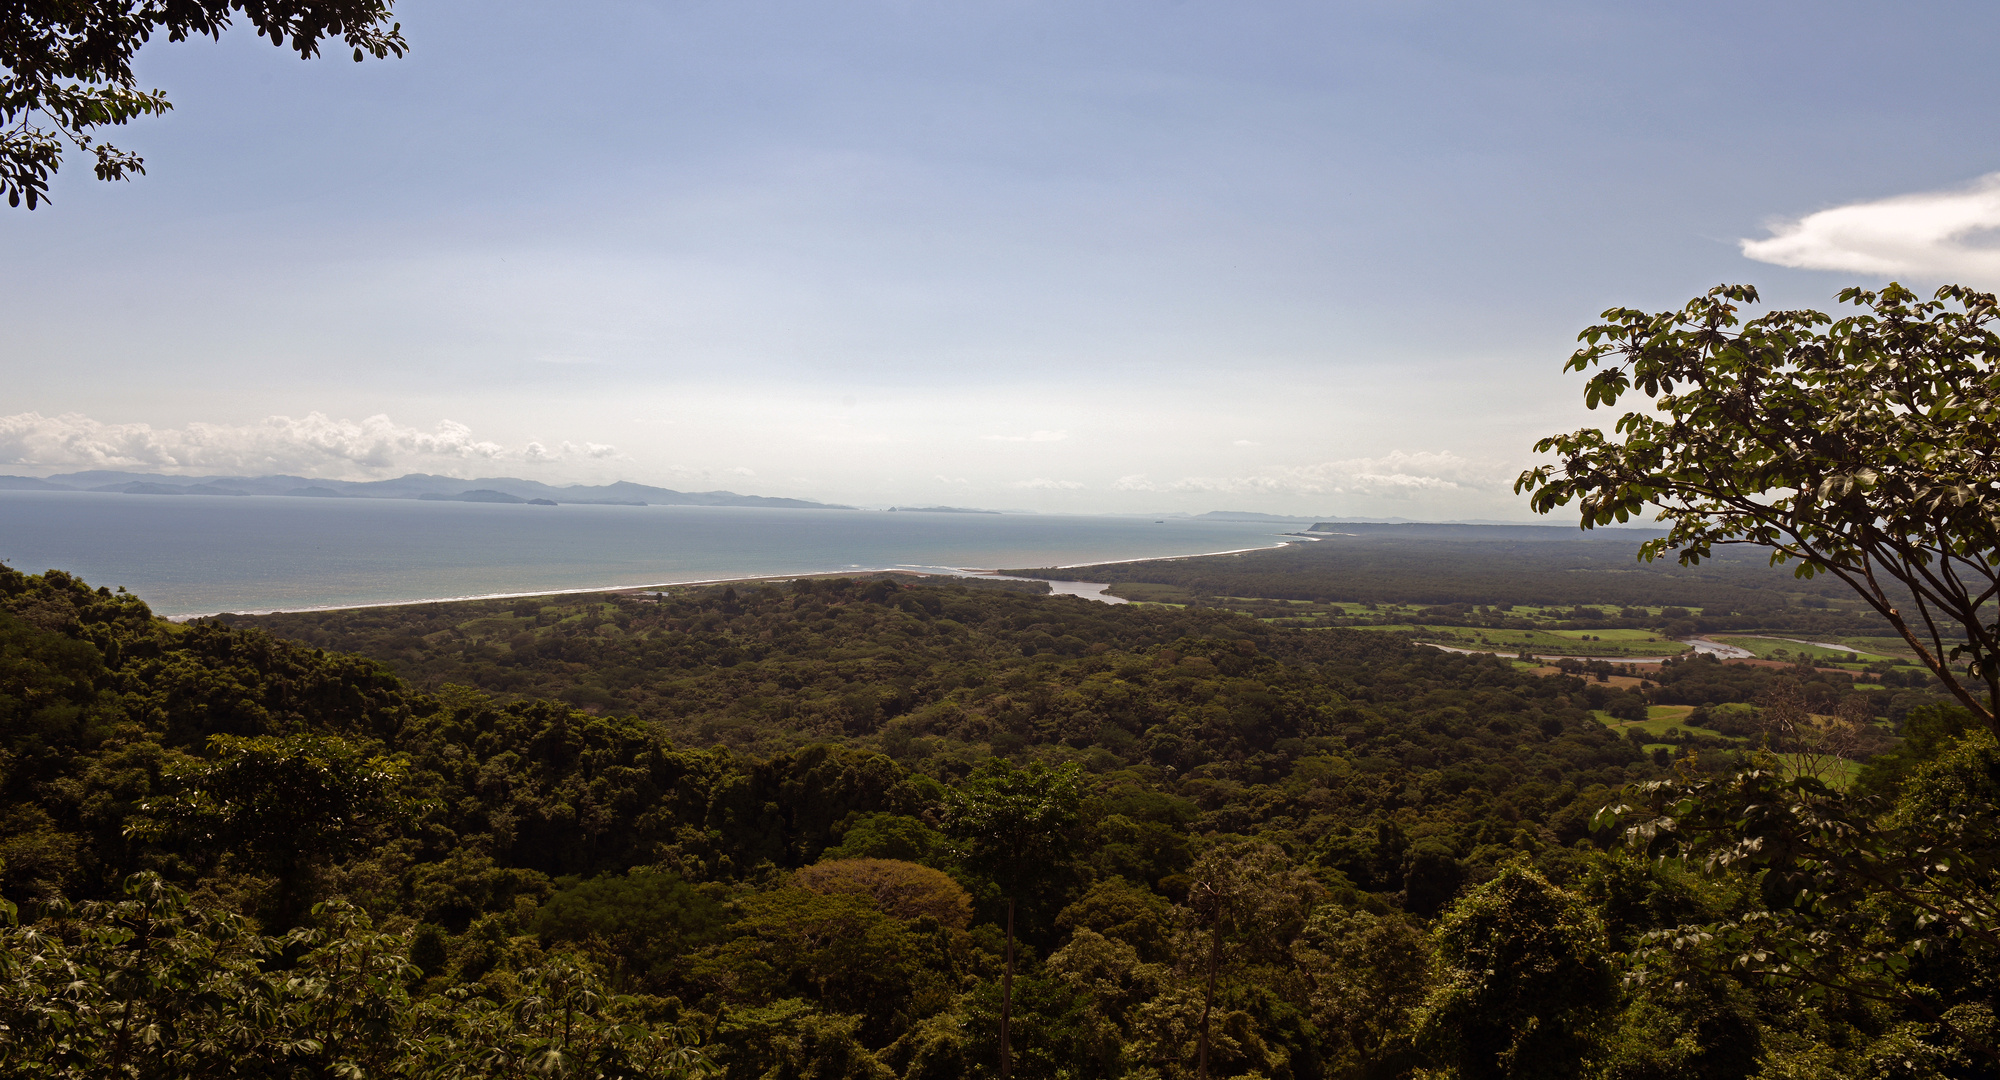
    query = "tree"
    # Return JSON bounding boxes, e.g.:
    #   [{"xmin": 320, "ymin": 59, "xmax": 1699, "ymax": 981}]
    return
[
  {"xmin": 941, "ymin": 759, "xmax": 1085, "ymax": 1080},
  {"xmin": 1602, "ymin": 739, "xmax": 2000, "ymax": 1072},
  {"xmin": 130, "ymin": 732, "xmax": 406, "ymax": 925},
  {"xmin": 0, "ymin": 872, "xmax": 720, "ymax": 1079},
  {"xmin": 692, "ymin": 888, "xmax": 934, "ymax": 1046},
  {"xmin": 1295, "ymin": 907, "xmax": 1430, "ymax": 1078},
  {"xmin": 1415, "ymin": 863, "xmax": 1614, "ymax": 1080},
  {"xmin": 3, "ymin": 0, "xmax": 407, "ymax": 208},
  {"xmin": 1520, "ymin": 283, "xmax": 2000, "ymax": 1071},
  {"xmin": 795, "ymin": 857, "xmax": 974, "ymax": 928},
  {"xmin": 1517, "ymin": 283, "xmax": 2000, "ymax": 730},
  {"xmin": 1180, "ymin": 841, "xmax": 1322, "ymax": 1080},
  {"xmin": 532, "ymin": 869, "xmax": 726, "ymax": 991}
]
